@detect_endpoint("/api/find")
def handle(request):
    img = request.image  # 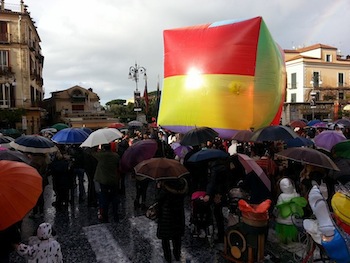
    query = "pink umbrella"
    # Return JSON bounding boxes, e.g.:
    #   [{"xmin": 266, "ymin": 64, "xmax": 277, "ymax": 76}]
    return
[
  {"xmin": 236, "ymin": 153, "xmax": 271, "ymax": 191},
  {"xmin": 314, "ymin": 130, "xmax": 347, "ymax": 152}
]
